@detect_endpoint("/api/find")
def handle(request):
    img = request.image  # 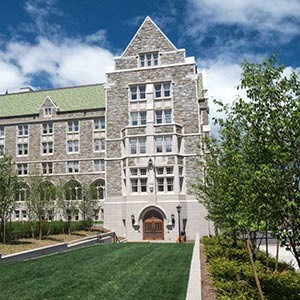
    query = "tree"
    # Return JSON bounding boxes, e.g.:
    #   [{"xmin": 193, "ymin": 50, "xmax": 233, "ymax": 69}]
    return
[
  {"xmin": 56, "ymin": 179, "xmax": 80, "ymax": 234},
  {"xmin": 79, "ymin": 183, "xmax": 99, "ymax": 224},
  {"xmin": 0, "ymin": 156, "xmax": 18, "ymax": 244},
  {"xmin": 196, "ymin": 56, "xmax": 300, "ymax": 268},
  {"xmin": 26, "ymin": 174, "xmax": 56, "ymax": 240}
]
